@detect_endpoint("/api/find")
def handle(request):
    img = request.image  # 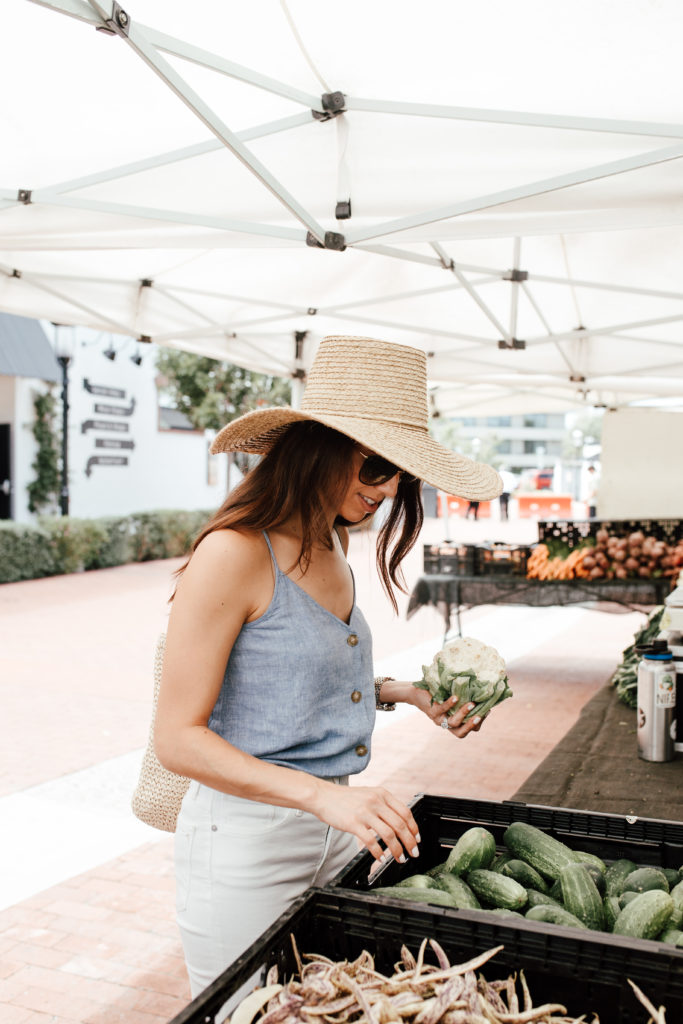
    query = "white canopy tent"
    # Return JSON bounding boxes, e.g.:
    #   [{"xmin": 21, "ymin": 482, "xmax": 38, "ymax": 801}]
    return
[{"xmin": 2, "ymin": 0, "xmax": 683, "ymax": 415}]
